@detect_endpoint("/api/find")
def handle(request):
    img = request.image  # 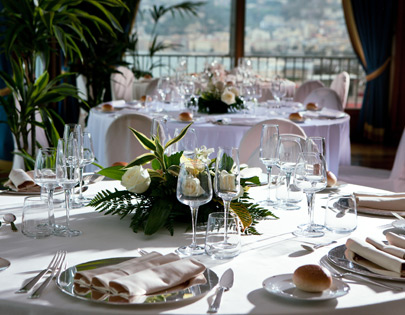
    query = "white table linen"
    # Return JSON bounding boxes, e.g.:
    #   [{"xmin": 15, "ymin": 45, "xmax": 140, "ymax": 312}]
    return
[
  {"xmin": 1, "ymin": 181, "xmax": 405, "ymax": 314},
  {"xmin": 86, "ymin": 103, "xmax": 350, "ymax": 176}
]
